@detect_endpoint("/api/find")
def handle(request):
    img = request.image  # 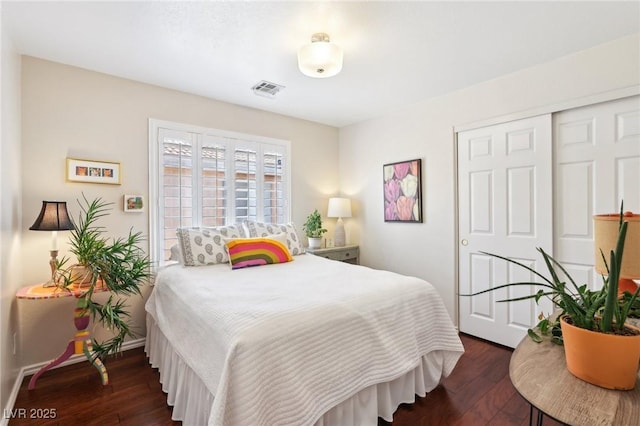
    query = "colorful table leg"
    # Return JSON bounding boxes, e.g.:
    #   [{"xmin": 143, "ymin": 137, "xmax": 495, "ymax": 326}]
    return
[{"xmin": 28, "ymin": 300, "xmax": 109, "ymax": 390}]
